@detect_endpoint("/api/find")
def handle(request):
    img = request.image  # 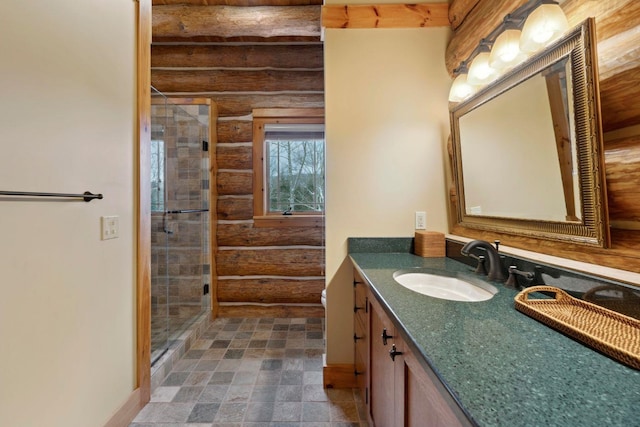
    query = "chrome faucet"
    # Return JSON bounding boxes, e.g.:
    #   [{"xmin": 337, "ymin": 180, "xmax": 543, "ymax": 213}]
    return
[{"xmin": 461, "ymin": 240, "xmax": 506, "ymax": 282}]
